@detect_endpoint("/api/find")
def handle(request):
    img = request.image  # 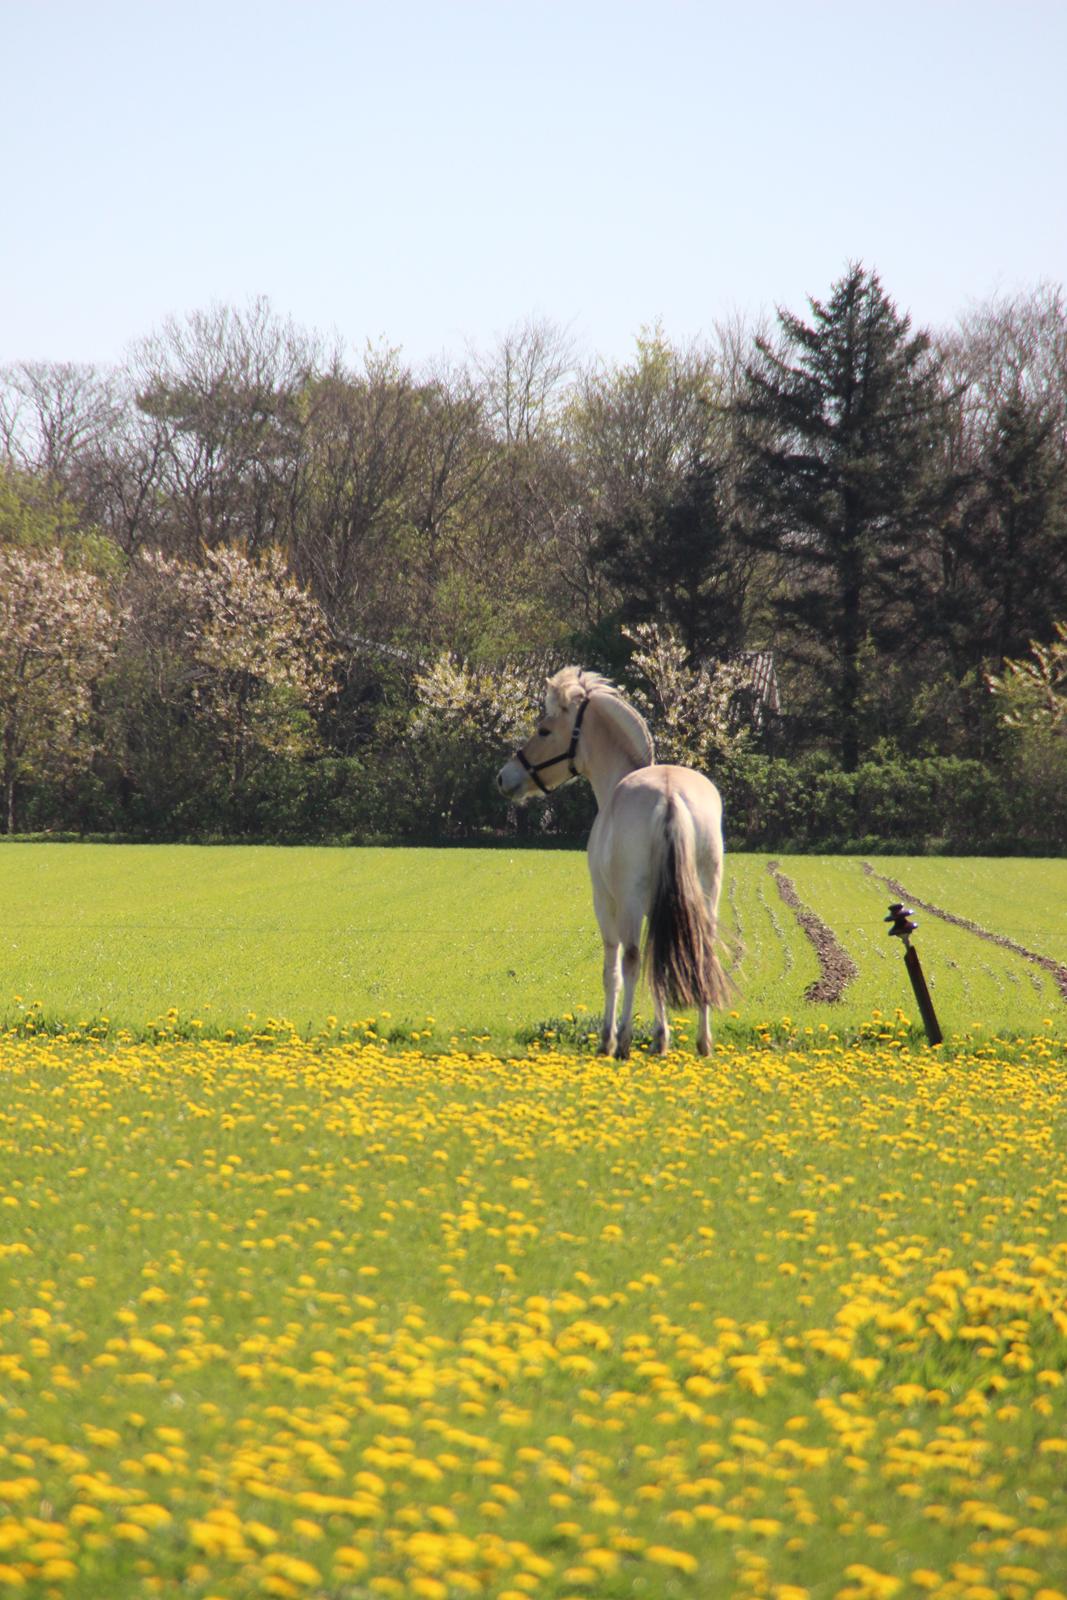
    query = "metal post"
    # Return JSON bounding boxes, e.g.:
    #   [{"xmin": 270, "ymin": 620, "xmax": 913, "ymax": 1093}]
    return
[{"xmin": 885, "ymin": 903, "xmax": 943, "ymax": 1046}]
